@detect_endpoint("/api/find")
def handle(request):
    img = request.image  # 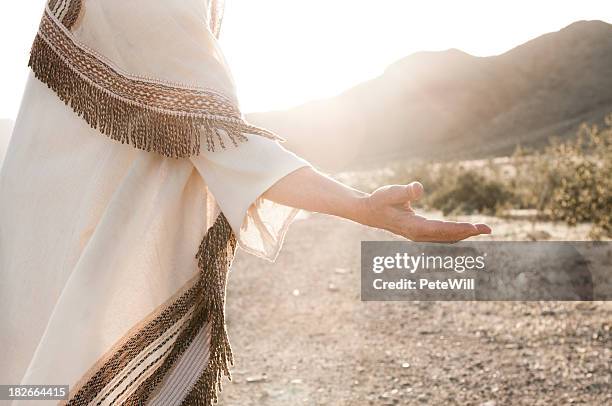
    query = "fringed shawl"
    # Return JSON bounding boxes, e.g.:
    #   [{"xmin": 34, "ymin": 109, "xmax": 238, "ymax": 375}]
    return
[
  {"xmin": 30, "ymin": 0, "xmax": 283, "ymax": 158},
  {"xmin": 25, "ymin": 1, "xmax": 281, "ymax": 404}
]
